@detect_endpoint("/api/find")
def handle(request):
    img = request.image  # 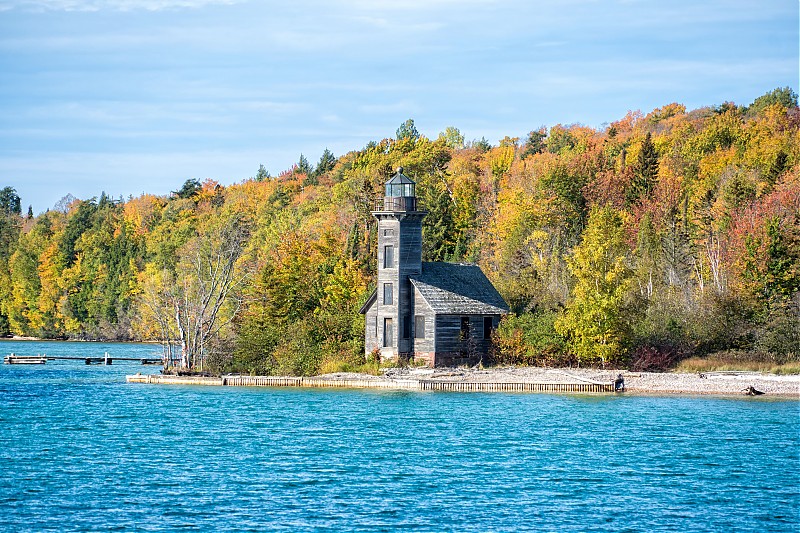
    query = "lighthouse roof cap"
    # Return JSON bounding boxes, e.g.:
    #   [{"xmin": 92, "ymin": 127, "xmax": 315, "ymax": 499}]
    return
[{"xmin": 386, "ymin": 167, "xmax": 415, "ymax": 185}]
